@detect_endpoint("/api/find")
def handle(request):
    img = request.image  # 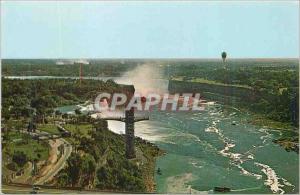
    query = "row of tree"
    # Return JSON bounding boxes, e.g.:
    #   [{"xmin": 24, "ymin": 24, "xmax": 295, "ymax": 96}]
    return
[
  {"xmin": 167, "ymin": 60, "xmax": 299, "ymax": 126},
  {"xmin": 56, "ymin": 120, "xmax": 147, "ymax": 192},
  {"xmin": 2, "ymin": 78, "xmax": 120, "ymax": 123}
]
